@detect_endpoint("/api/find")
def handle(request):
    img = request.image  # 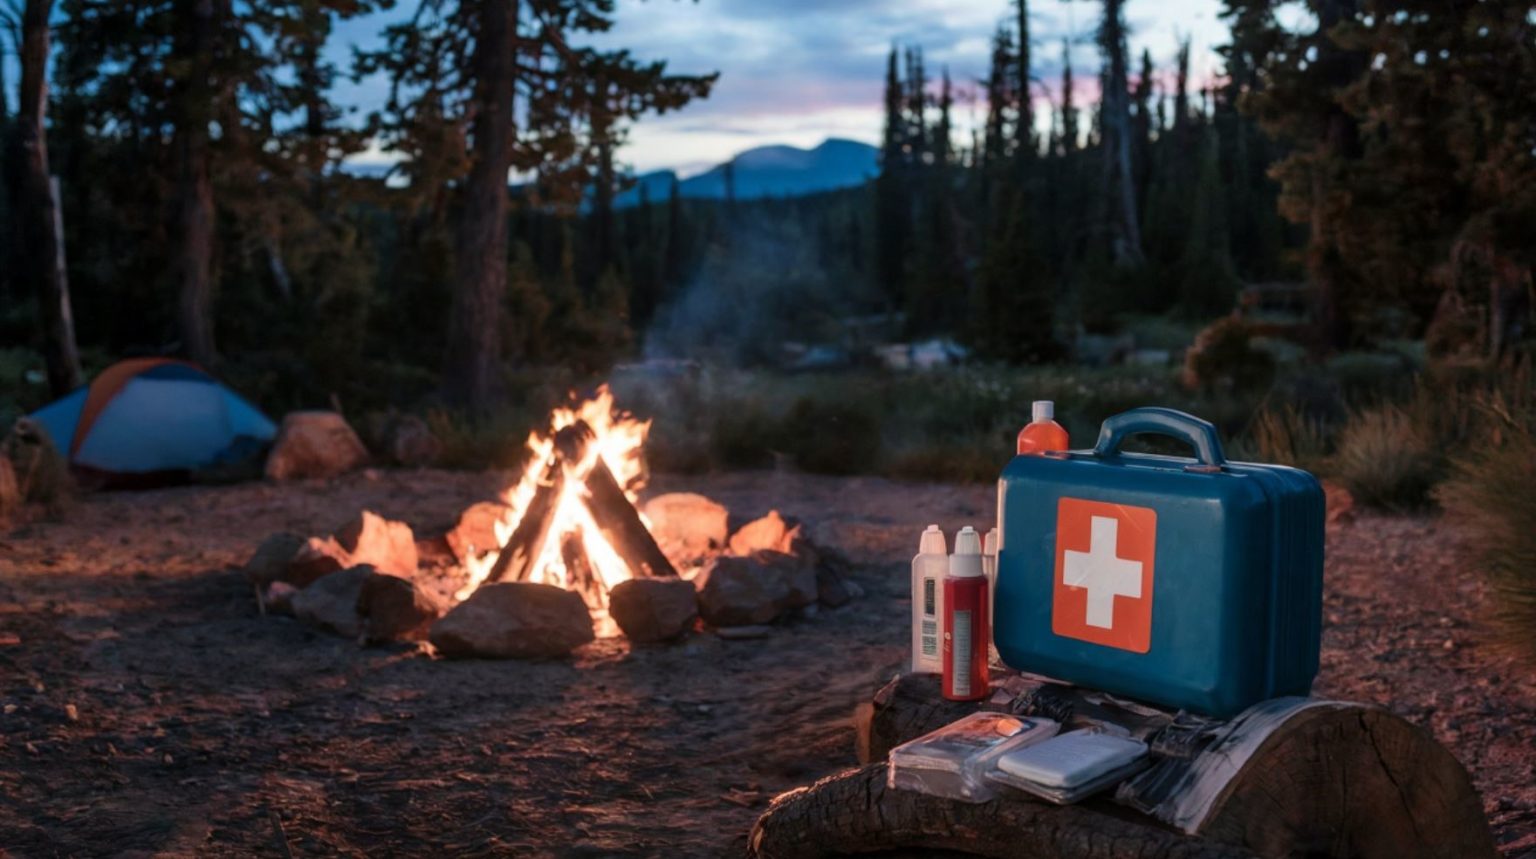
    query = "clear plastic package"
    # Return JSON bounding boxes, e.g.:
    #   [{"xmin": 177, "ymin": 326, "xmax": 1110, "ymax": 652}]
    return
[
  {"xmin": 983, "ymin": 729, "xmax": 1151, "ymax": 805},
  {"xmin": 887, "ymin": 711, "xmax": 1059, "ymax": 803}
]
